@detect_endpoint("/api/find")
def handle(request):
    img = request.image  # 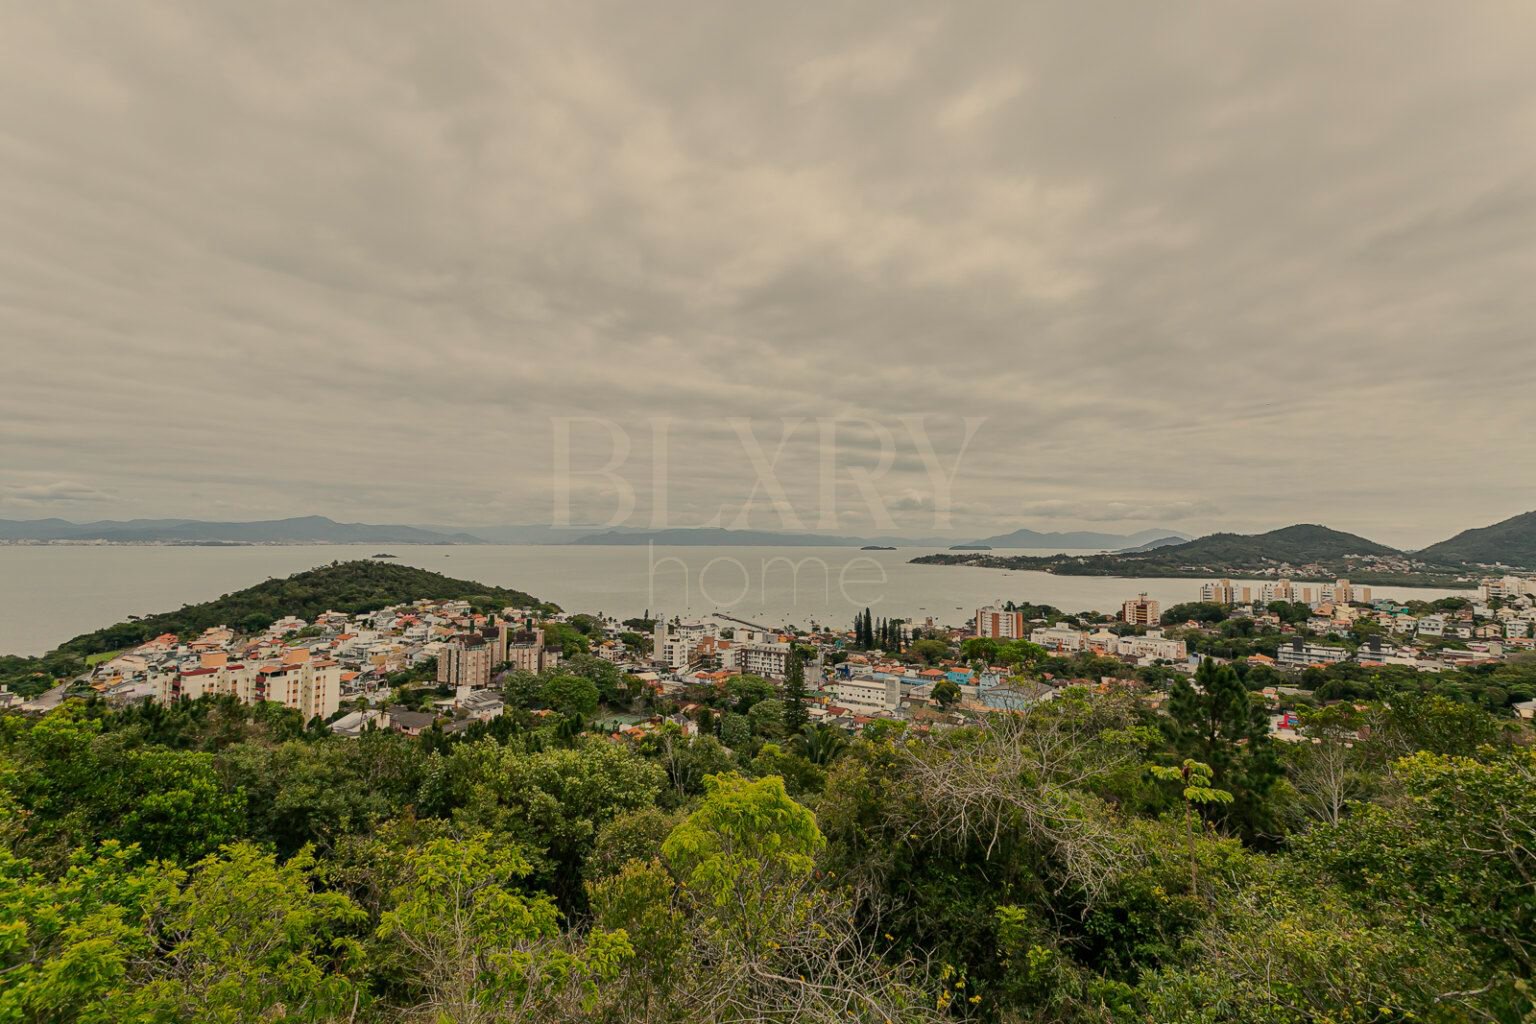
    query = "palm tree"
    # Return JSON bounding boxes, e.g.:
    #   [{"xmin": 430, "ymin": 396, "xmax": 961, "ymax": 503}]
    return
[{"xmin": 794, "ymin": 723, "xmax": 849, "ymax": 767}]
